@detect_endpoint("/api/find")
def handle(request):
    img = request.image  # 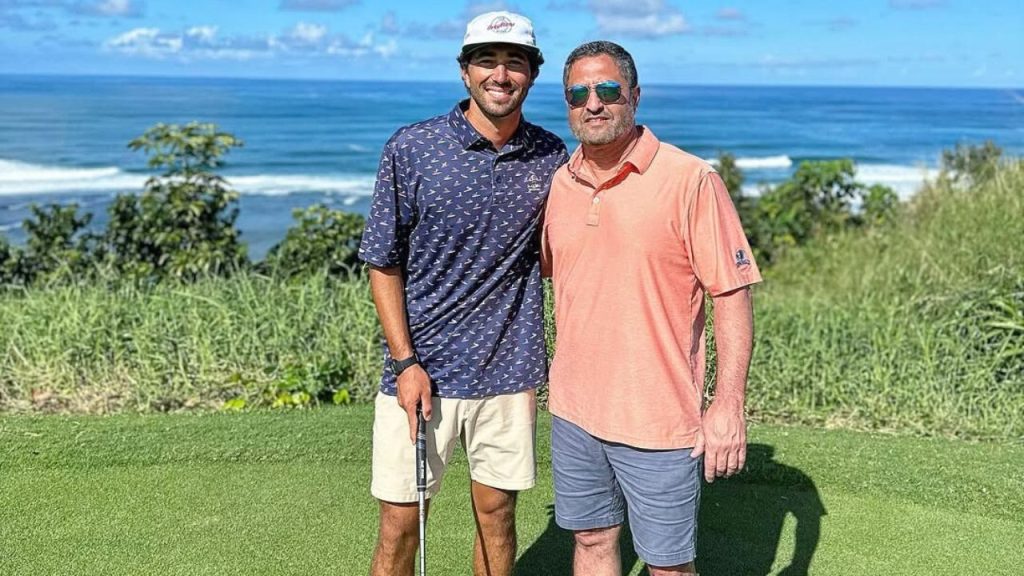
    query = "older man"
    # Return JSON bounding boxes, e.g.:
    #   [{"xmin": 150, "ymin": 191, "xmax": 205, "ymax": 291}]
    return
[
  {"xmin": 359, "ymin": 10, "xmax": 567, "ymax": 576},
  {"xmin": 542, "ymin": 41, "xmax": 762, "ymax": 575}
]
